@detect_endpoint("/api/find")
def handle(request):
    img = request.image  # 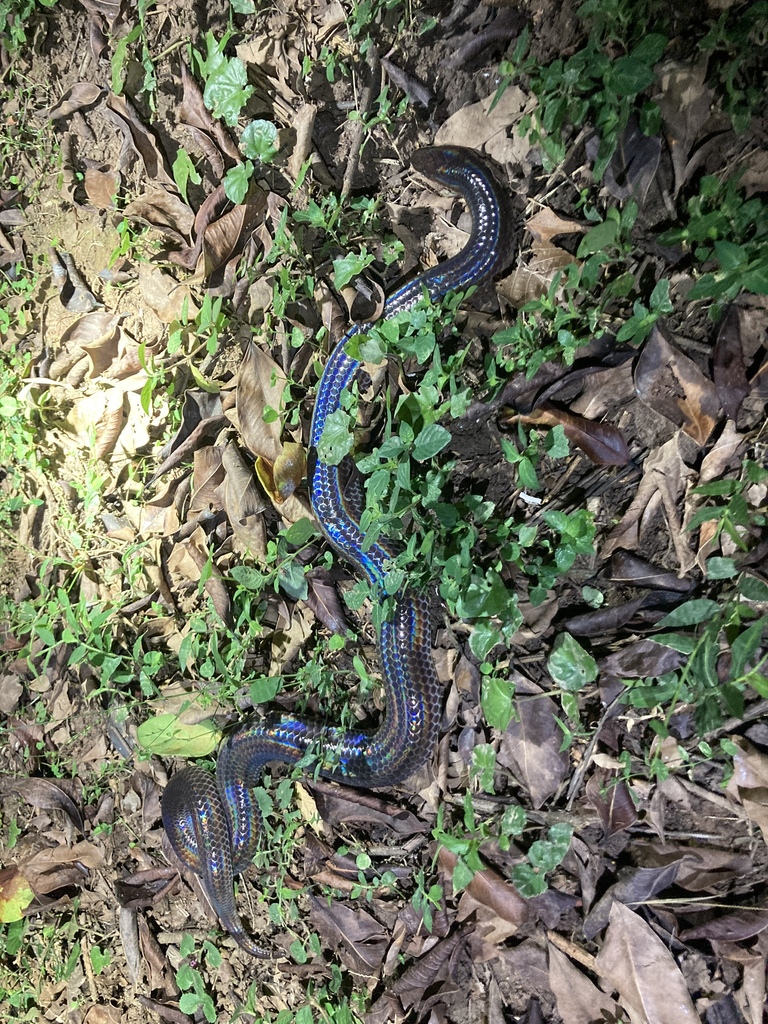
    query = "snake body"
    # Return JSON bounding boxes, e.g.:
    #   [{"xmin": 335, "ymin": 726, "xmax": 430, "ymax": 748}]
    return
[{"xmin": 161, "ymin": 146, "xmax": 513, "ymax": 957}]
